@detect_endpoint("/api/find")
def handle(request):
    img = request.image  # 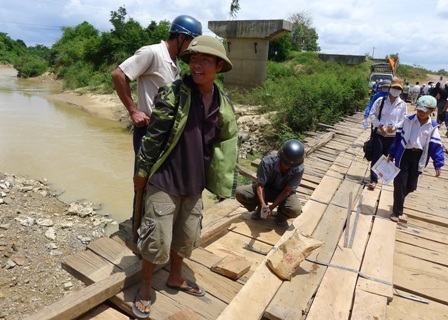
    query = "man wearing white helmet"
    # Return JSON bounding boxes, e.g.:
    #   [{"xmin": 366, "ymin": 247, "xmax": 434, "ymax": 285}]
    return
[{"xmin": 387, "ymin": 95, "xmax": 444, "ymax": 222}]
